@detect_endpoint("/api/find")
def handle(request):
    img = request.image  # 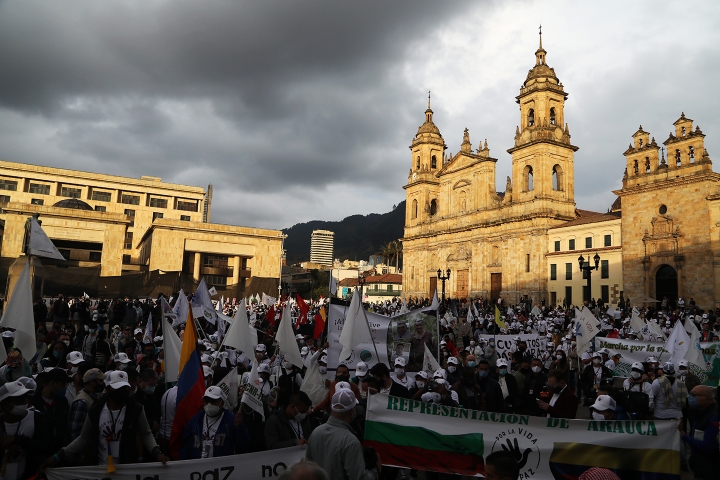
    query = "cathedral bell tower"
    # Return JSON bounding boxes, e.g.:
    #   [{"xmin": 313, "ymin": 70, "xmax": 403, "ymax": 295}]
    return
[
  {"xmin": 507, "ymin": 29, "xmax": 577, "ymax": 218},
  {"xmin": 404, "ymin": 92, "xmax": 446, "ymax": 227}
]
